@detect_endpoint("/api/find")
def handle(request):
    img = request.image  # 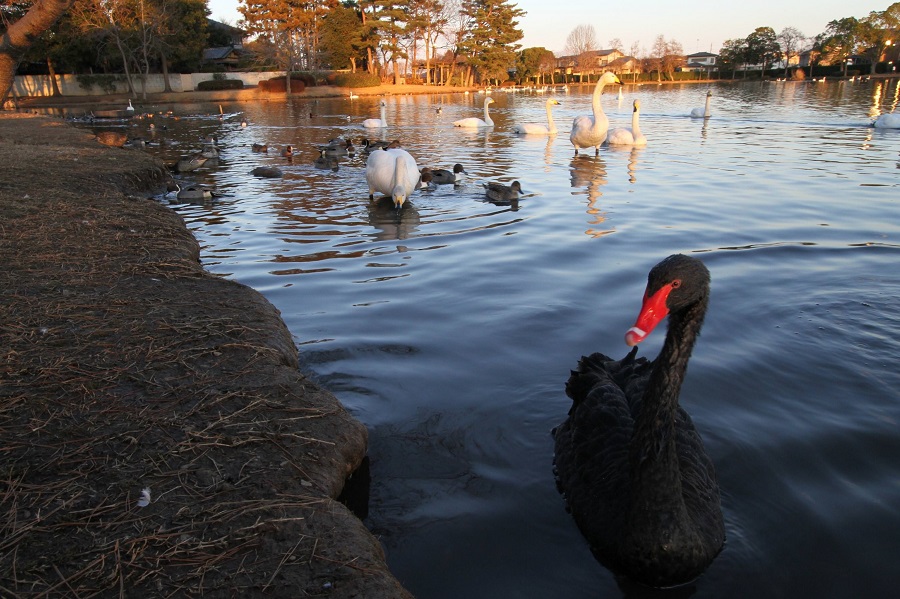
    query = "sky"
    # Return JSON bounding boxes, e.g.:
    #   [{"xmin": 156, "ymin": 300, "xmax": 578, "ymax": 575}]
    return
[{"xmin": 207, "ymin": 0, "xmax": 889, "ymax": 56}]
